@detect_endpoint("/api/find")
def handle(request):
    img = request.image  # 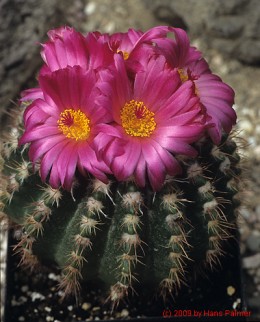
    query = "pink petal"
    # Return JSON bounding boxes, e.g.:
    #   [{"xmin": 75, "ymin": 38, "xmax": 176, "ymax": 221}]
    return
[
  {"xmin": 19, "ymin": 125, "xmax": 59, "ymax": 145},
  {"xmin": 28, "ymin": 134, "xmax": 66, "ymax": 162},
  {"xmin": 141, "ymin": 143, "xmax": 166, "ymax": 191},
  {"xmin": 134, "ymin": 156, "xmax": 147, "ymax": 188},
  {"xmin": 150, "ymin": 139, "xmax": 182, "ymax": 176},
  {"xmin": 40, "ymin": 140, "xmax": 69, "ymax": 182},
  {"xmin": 111, "ymin": 141, "xmax": 141, "ymax": 181},
  {"xmin": 20, "ymin": 88, "xmax": 44, "ymax": 102}
]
